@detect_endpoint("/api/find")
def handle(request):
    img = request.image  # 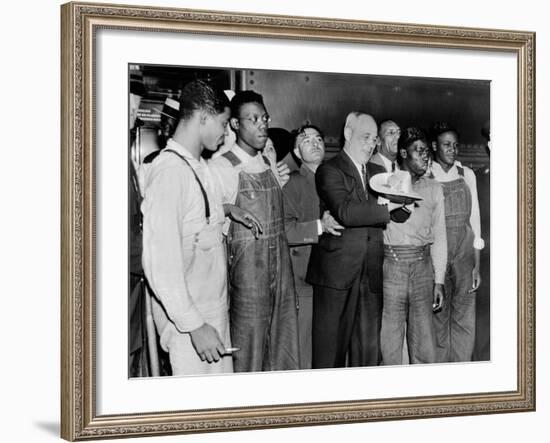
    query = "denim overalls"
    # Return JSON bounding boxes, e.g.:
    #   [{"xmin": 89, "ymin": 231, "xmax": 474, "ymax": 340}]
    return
[
  {"xmin": 222, "ymin": 151, "xmax": 300, "ymax": 372},
  {"xmin": 434, "ymin": 165, "xmax": 476, "ymax": 362}
]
